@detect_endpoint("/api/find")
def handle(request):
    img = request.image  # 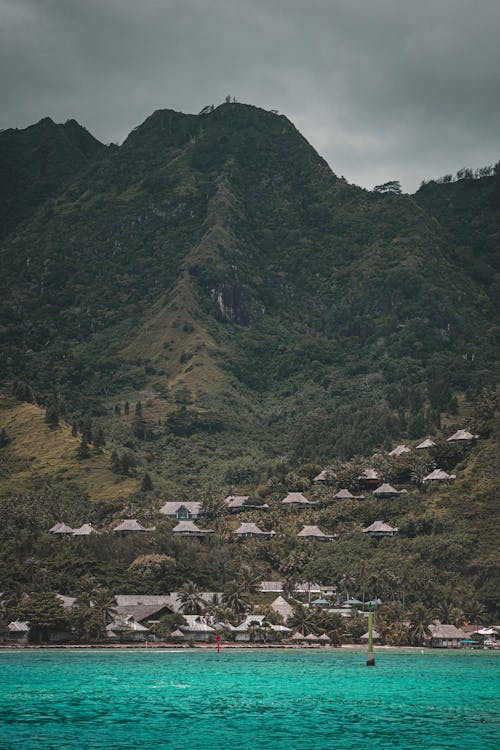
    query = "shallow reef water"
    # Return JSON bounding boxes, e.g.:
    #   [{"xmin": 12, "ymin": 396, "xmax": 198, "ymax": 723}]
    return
[{"xmin": 0, "ymin": 648, "xmax": 499, "ymax": 749}]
